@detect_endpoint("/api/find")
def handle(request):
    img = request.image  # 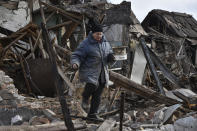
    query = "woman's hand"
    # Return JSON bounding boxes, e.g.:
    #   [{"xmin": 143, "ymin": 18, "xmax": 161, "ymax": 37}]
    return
[{"xmin": 72, "ymin": 63, "xmax": 78, "ymax": 70}]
